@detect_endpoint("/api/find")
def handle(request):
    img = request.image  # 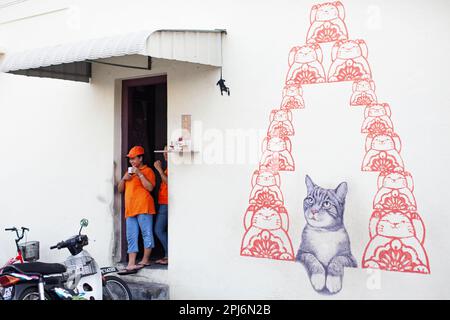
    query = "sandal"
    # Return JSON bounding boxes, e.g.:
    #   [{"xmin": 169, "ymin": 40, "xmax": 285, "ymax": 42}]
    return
[
  {"xmin": 117, "ymin": 266, "xmax": 141, "ymax": 275},
  {"xmin": 155, "ymin": 258, "xmax": 168, "ymax": 265},
  {"xmin": 137, "ymin": 261, "xmax": 152, "ymax": 268}
]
